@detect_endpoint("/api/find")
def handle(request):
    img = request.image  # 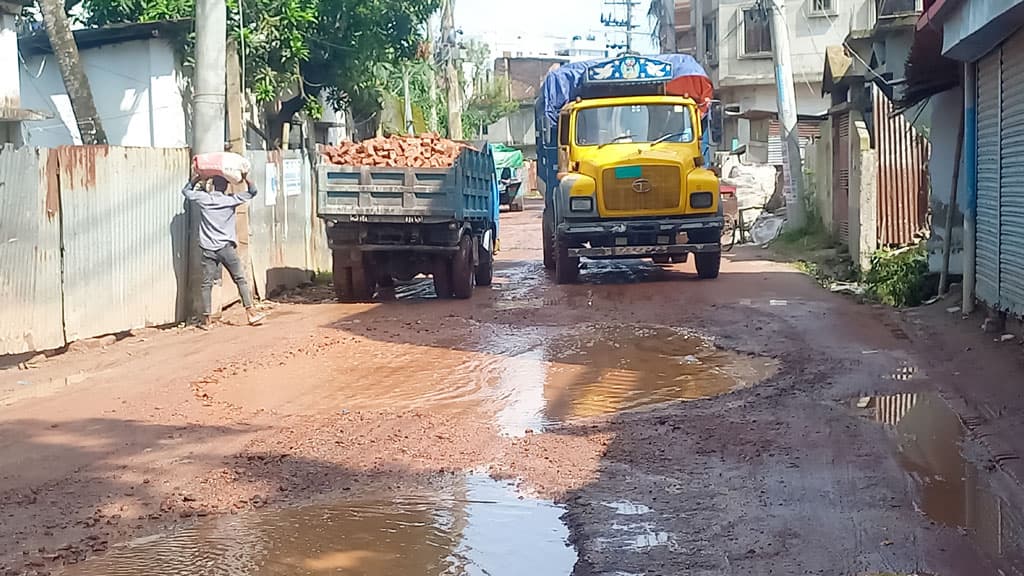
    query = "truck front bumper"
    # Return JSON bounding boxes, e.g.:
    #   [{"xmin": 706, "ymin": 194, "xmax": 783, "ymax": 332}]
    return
[{"xmin": 557, "ymin": 215, "xmax": 723, "ymax": 258}]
